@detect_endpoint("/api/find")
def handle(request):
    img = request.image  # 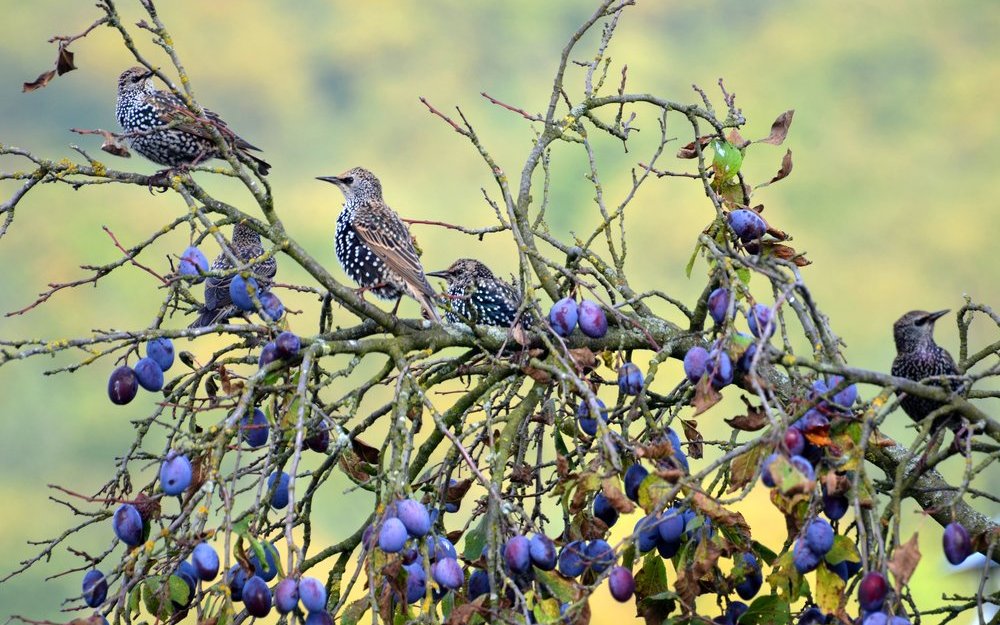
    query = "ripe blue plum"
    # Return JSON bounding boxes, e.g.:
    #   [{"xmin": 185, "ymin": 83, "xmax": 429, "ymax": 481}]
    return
[
  {"xmin": 548, "ymin": 297, "xmax": 578, "ymax": 336},
  {"xmin": 404, "ymin": 562, "xmax": 426, "ymax": 603},
  {"xmin": 664, "ymin": 428, "xmax": 690, "ymax": 472},
  {"xmin": 229, "ymin": 275, "xmax": 259, "ymax": 311},
  {"xmin": 108, "ymin": 366, "xmax": 139, "ymax": 405},
  {"xmin": 707, "ymin": 287, "xmax": 731, "ymax": 325},
  {"xmin": 608, "ymin": 566, "xmax": 635, "ymax": 602},
  {"xmin": 274, "ymin": 578, "xmax": 299, "ymax": 614},
  {"xmin": 760, "ymin": 453, "xmax": 779, "ymax": 487},
  {"xmin": 635, "ymin": 516, "xmax": 658, "ymax": 553},
  {"xmin": 747, "ymin": 304, "xmax": 774, "ymax": 339},
  {"xmin": 657, "ymin": 507, "xmax": 686, "ymax": 543},
  {"xmin": 275, "ymin": 331, "xmax": 301, "ymax": 359},
  {"xmin": 113, "ymin": 503, "xmax": 144, "ymax": 546},
  {"xmin": 82, "ymin": 569, "xmax": 108, "ymax": 607},
  {"xmin": 504, "ymin": 535, "xmax": 531, "ymax": 574},
  {"xmin": 379, "ymin": 518, "xmax": 408, "ymax": 553},
  {"xmin": 707, "ymin": 349, "xmax": 734, "ymax": 389},
  {"xmin": 557, "ymin": 541, "xmax": 587, "ymax": 577},
  {"xmin": 585, "ymin": 539, "xmax": 615, "ymax": 573},
  {"xmin": 240, "ymin": 408, "xmax": 270, "ymax": 448},
  {"xmin": 268, "ymin": 472, "xmax": 291, "ymax": 509},
  {"xmin": 159, "ymin": 453, "xmax": 192, "ymax": 496},
  {"xmin": 226, "ymin": 566, "xmax": 248, "ymax": 602},
  {"xmin": 593, "ymin": 492, "xmax": 619, "ymax": 527},
  {"xmin": 734, "ymin": 553, "xmax": 762, "ymax": 600},
  {"xmin": 529, "ymin": 534, "xmax": 556, "ymax": 570},
  {"xmin": 304, "ymin": 612, "xmax": 334, "ymax": 625},
  {"xmin": 179, "ymin": 246, "xmax": 209, "ymax": 278},
  {"xmin": 578, "ymin": 300, "xmax": 608, "ymax": 338},
  {"xmin": 258, "ymin": 342, "xmax": 280, "ymax": 368},
  {"xmin": 468, "ymin": 569, "xmax": 490, "ymax": 599},
  {"xmin": 823, "ymin": 493, "xmax": 849, "ymax": 521},
  {"xmin": 784, "ymin": 428, "xmax": 805, "ymax": 456},
  {"xmin": 396, "ymin": 499, "xmax": 431, "ymax": 537},
  {"xmin": 624, "ymin": 464, "xmax": 648, "ymax": 502},
  {"xmin": 942, "ymin": 522, "xmax": 972, "ymax": 565},
  {"xmin": 727, "ymin": 209, "xmax": 767, "ymax": 243},
  {"xmin": 145, "ymin": 338, "xmax": 175, "ymax": 371},
  {"xmin": 804, "ymin": 519, "xmax": 835, "ymax": 555},
  {"xmin": 298, "ymin": 576, "xmax": 327, "ymax": 612},
  {"xmin": 250, "ymin": 541, "xmax": 280, "ymax": 581},
  {"xmin": 430, "ymin": 535, "xmax": 457, "ymax": 561},
  {"xmin": 192, "ymin": 542, "xmax": 219, "ymax": 580},
  {"xmin": 683, "ymin": 346, "xmax": 710, "ymax": 383},
  {"xmin": 576, "ymin": 398, "xmax": 608, "ymax": 436},
  {"xmin": 133, "ymin": 357, "xmax": 164, "ymax": 392},
  {"xmin": 858, "ymin": 571, "xmax": 888, "ymax": 611},
  {"xmin": 789, "ymin": 455, "xmax": 816, "ymax": 481},
  {"xmin": 258, "ymin": 291, "xmax": 284, "ymax": 322},
  {"xmin": 432, "ymin": 557, "xmax": 464, "ymax": 590},
  {"xmin": 305, "ymin": 423, "xmax": 330, "ymax": 453},
  {"xmin": 792, "ymin": 540, "xmax": 821, "ymax": 574},
  {"xmin": 242, "ymin": 575, "xmax": 272, "ymax": 617},
  {"xmin": 617, "ymin": 362, "xmax": 644, "ymax": 395}
]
